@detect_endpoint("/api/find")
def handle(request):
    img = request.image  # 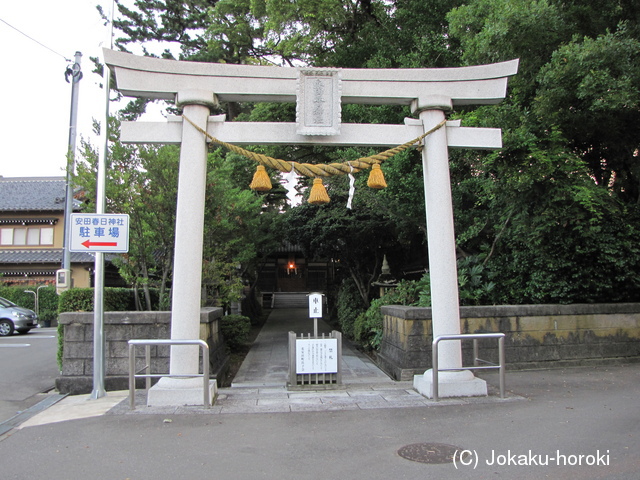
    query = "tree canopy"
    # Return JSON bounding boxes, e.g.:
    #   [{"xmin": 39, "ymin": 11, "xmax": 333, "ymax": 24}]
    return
[
  {"xmin": 75, "ymin": 121, "xmax": 280, "ymax": 310},
  {"xmin": 445, "ymin": 0, "xmax": 640, "ymax": 303},
  {"xmin": 96, "ymin": 0, "xmax": 640, "ymax": 311}
]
